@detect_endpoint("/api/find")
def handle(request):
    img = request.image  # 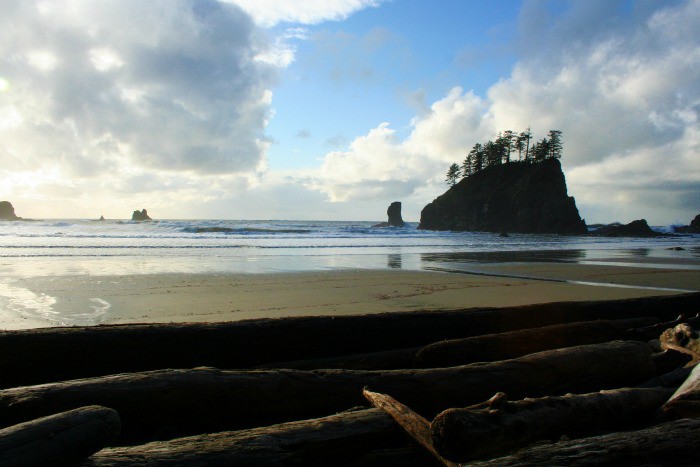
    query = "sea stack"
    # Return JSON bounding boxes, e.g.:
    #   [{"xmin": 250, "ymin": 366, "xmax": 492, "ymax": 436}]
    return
[
  {"xmin": 674, "ymin": 213, "xmax": 700, "ymax": 234},
  {"xmin": 373, "ymin": 202, "xmax": 405, "ymax": 227},
  {"xmin": 419, "ymin": 159, "xmax": 587, "ymax": 234},
  {"xmin": 591, "ymin": 219, "xmax": 660, "ymax": 237},
  {"xmin": 0, "ymin": 201, "xmax": 20, "ymax": 220},
  {"xmin": 131, "ymin": 209, "xmax": 152, "ymax": 221}
]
